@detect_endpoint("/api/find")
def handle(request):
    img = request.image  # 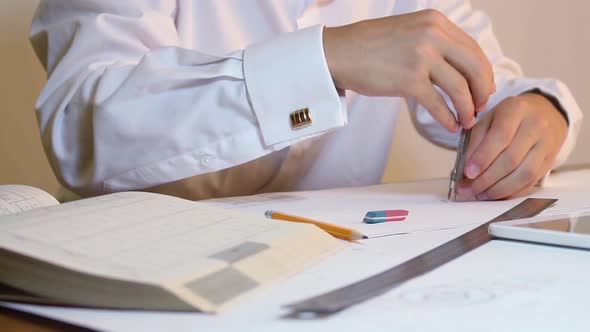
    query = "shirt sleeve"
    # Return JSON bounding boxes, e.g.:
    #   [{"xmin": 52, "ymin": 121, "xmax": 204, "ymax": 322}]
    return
[
  {"xmin": 409, "ymin": 0, "xmax": 583, "ymax": 169},
  {"xmin": 30, "ymin": 0, "xmax": 346, "ymax": 196}
]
